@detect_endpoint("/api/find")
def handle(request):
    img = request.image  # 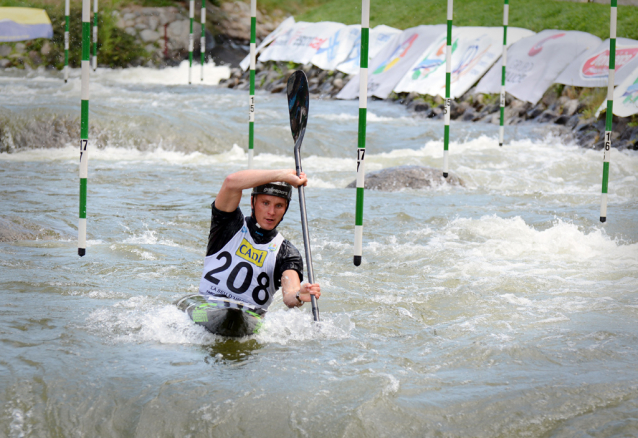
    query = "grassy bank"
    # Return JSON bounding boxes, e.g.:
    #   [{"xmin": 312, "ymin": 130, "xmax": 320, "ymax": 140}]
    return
[{"xmin": 294, "ymin": 0, "xmax": 638, "ymax": 40}]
